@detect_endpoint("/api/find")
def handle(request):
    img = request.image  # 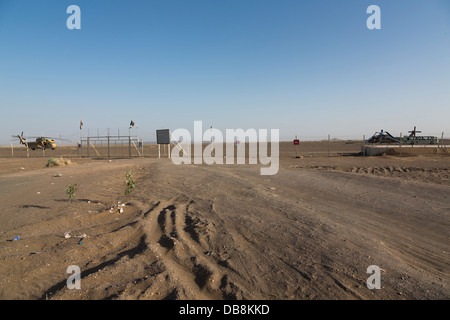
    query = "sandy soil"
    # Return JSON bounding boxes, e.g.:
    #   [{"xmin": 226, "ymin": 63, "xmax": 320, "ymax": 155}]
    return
[{"xmin": 0, "ymin": 144, "xmax": 449, "ymax": 300}]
